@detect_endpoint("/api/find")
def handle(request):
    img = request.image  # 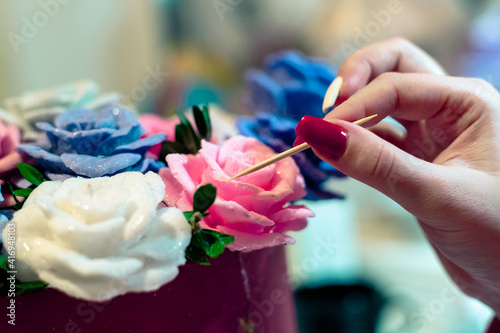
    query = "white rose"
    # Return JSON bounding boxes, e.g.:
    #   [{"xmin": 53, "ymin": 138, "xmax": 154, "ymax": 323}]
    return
[{"xmin": 4, "ymin": 171, "xmax": 191, "ymax": 301}]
